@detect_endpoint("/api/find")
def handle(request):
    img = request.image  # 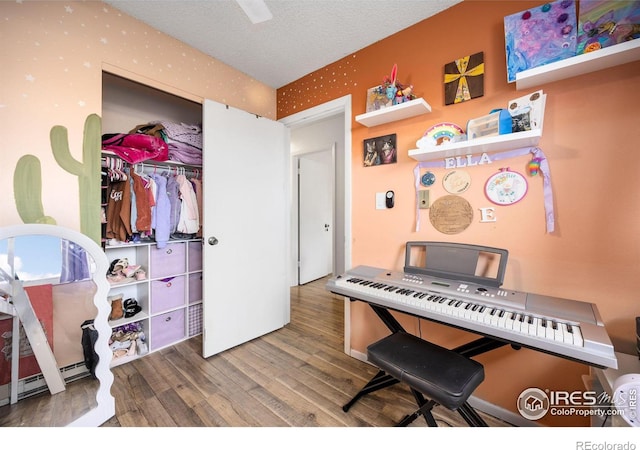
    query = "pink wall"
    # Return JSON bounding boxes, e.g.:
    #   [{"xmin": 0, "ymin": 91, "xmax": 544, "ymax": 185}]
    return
[
  {"xmin": 1, "ymin": 1, "xmax": 275, "ymax": 231},
  {"xmin": 279, "ymin": 1, "xmax": 640, "ymax": 426}
]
